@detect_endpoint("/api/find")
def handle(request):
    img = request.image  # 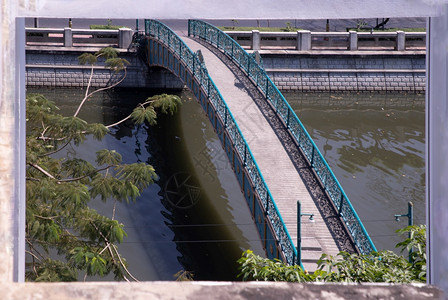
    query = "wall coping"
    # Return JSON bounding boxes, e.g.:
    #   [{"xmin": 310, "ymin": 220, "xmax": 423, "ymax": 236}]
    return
[{"xmin": 0, "ymin": 281, "xmax": 442, "ymax": 299}]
